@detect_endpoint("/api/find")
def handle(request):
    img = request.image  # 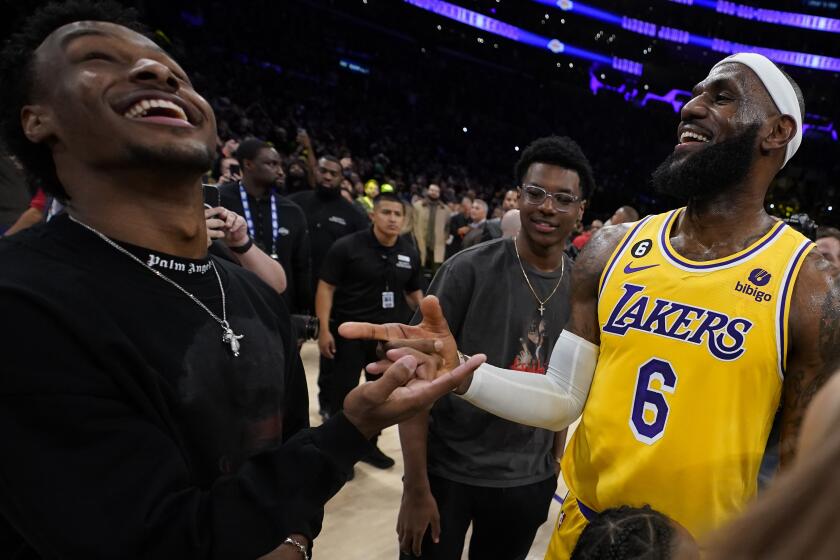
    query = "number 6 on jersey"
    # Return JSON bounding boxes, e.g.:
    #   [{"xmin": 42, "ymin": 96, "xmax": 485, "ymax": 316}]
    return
[{"xmin": 630, "ymin": 358, "xmax": 678, "ymax": 444}]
